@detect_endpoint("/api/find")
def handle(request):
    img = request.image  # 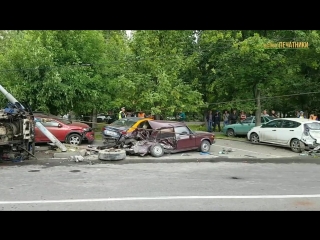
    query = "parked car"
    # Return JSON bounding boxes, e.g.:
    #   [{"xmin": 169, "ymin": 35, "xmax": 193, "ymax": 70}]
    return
[
  {"xmin": 102, "ymin": 117, "xmax": 154, "ymax": 145},
  {"xmin": 247, "ymin": 118, "xmax": 320, "ymax": 153},
  {"xmin": 34, "ymin": 114, "xmax": 95, "ymax": 145},
  {"xmin": 122, "ymin": 120, "xmax": 216, "ymax": 157},
  {"xmin": 222, "ymin": 116, "xmax": 275, "ymax": 137}
]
